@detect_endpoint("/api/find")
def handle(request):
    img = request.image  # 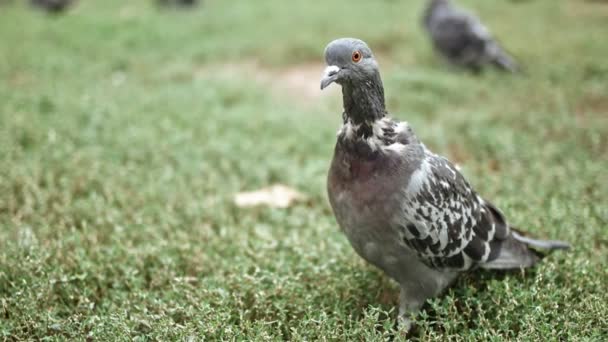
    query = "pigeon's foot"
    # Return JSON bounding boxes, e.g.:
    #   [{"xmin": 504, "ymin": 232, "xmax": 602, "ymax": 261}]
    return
[{"xmin": 397, "ymin": 314, "xmax": 414, "ymax": 333}]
